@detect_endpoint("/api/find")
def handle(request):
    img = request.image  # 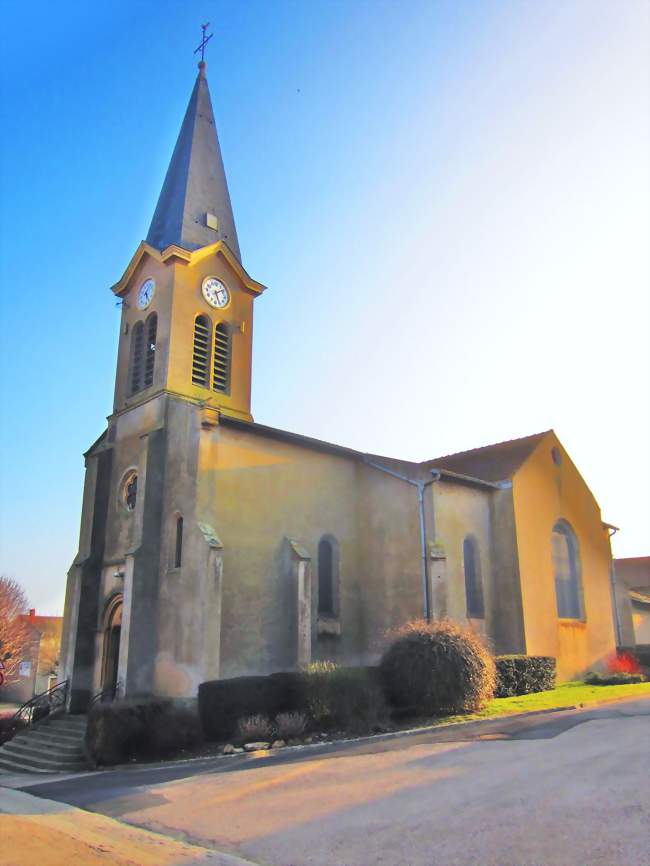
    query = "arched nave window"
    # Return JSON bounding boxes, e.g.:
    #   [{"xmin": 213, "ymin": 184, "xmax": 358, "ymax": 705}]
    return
[
  {"xmin": 463, "ymin": 536, "xmax": 485, "ymax": 619},
  {"xmin": 318, "ymin": 536, "xmax": 338, "ymax": 617},
  {"xmin": 552, "ymin": 520, "xmax": 583, "ymax": 619}
]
